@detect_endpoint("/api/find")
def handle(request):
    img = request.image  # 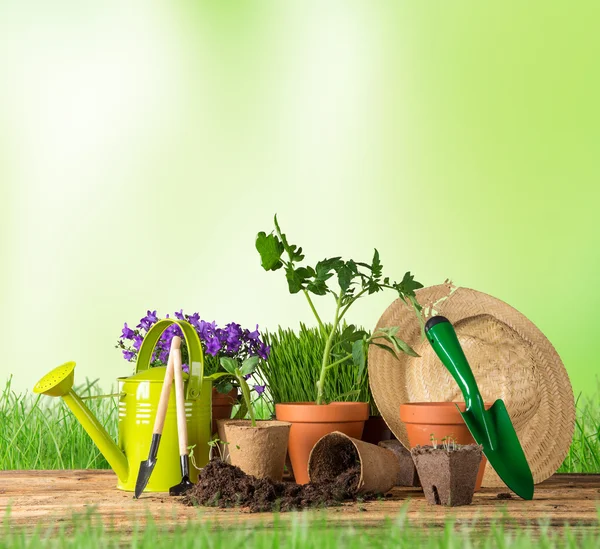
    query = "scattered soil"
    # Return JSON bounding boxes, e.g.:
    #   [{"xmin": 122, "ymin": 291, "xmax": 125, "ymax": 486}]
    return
[
  {"xmin": 497, "ymin": 492, "xmax": 513, "ymax": 500},
  {"xmin": 182, "ymin": 460, "xmax": 376, "ymax": 513}
]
